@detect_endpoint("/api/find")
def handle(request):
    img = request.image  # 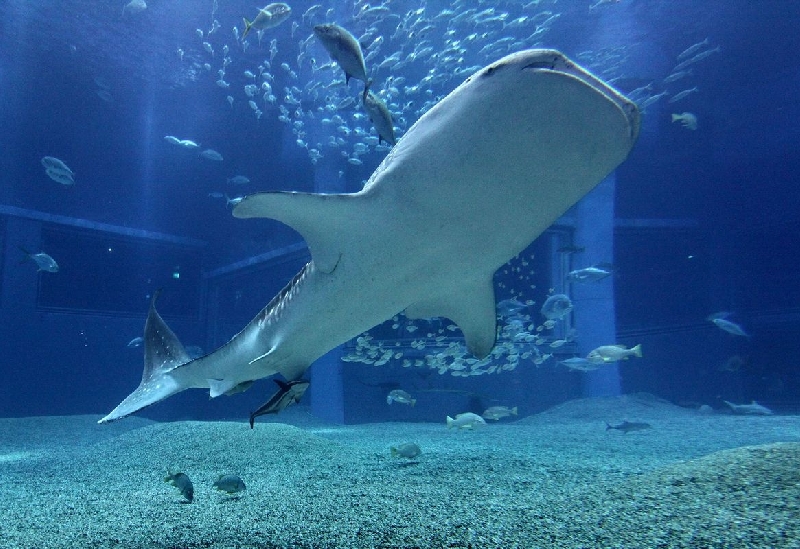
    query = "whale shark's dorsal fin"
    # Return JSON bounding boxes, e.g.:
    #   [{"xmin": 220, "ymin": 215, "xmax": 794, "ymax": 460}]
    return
[
  {"xmin": 405, "ymin": 275, "xmax": 497, "ymax": 359},
  {"xmin": 234, "ymin": 191, "xmax": 357, "ymax": 274},
  {"xmin": 98, "ymin": 290, "xmax": 191, "ymax": 423}
]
